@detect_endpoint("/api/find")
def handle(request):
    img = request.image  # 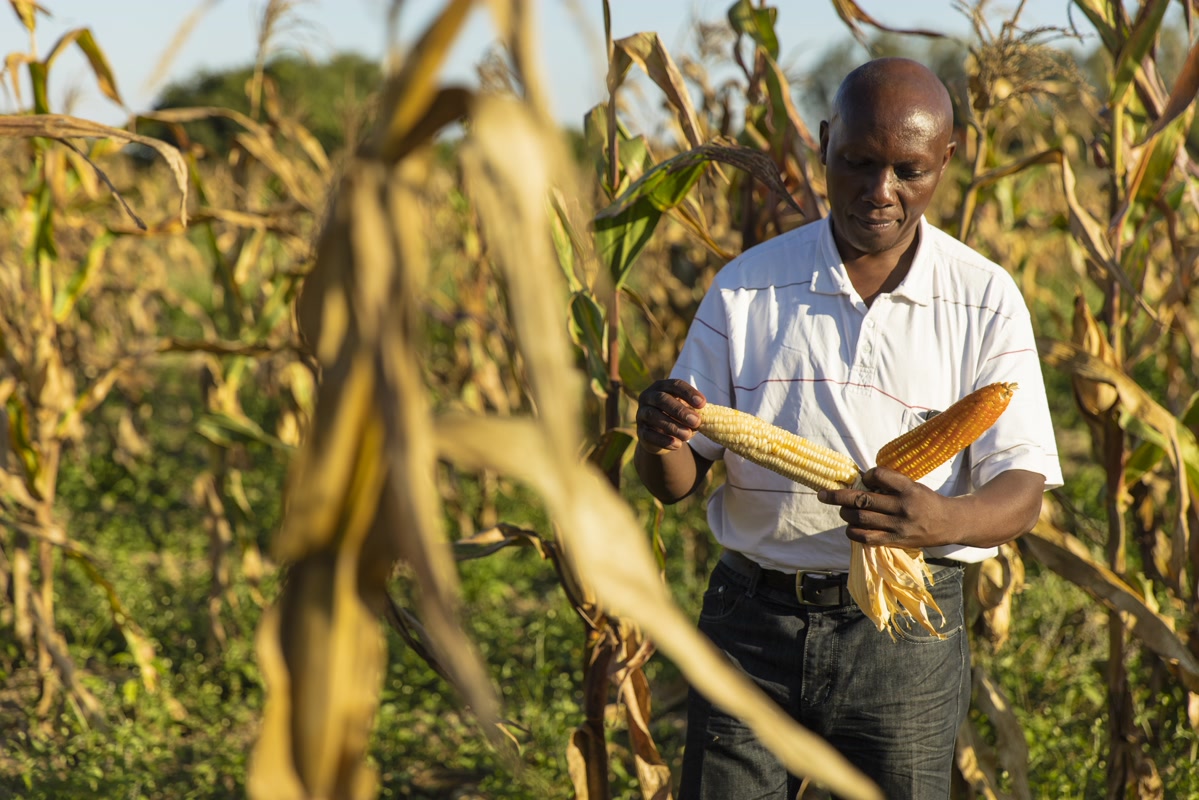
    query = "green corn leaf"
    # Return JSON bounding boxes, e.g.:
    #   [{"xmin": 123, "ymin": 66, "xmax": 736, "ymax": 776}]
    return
[
  {"xmin": 27, "ymin": 60, "xmax": 48, "ymax": 113},
  {"xmin": 1109, "ymin": 0, "xmax": 1170, "ymax": 108},
  {"xmin": 569, "ymin": 291, "xmax": 610, "ymax": 388},
  {"xmin": 588, "ymin": 428, "xmax": 635, "ymax": 476},
  {"xmin": 727, "ymin": 0, "xmax": 780, "ymax": 59},
  {"xmin": 6, "ymin": 396, "xmax": 40, "ymax": 494},
  {"xmin": 594, "ymin": 194, "xmax": 661, "ymax": 290},
  {"xmin": 618, "ymin": 324, "xmax": 651, "ymax": 397},
  {"xmin": 53, "ymin": 231, "xmax": 112, "ymax": 322},
  {"xmin": 1070, "ymin": 0, "xmax": 1122, "ymax": 53},
  {"xmin": 196, "ymin": 411, "xmax": 289, "ymax": 451}
]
